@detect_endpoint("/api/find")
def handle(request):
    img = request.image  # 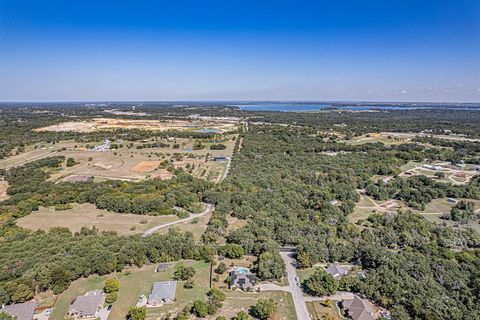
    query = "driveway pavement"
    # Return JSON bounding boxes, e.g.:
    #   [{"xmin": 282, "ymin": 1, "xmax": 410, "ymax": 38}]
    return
[{"xmin": 280, "ymin": 251, "xmax": 311, "ymax": 320}]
